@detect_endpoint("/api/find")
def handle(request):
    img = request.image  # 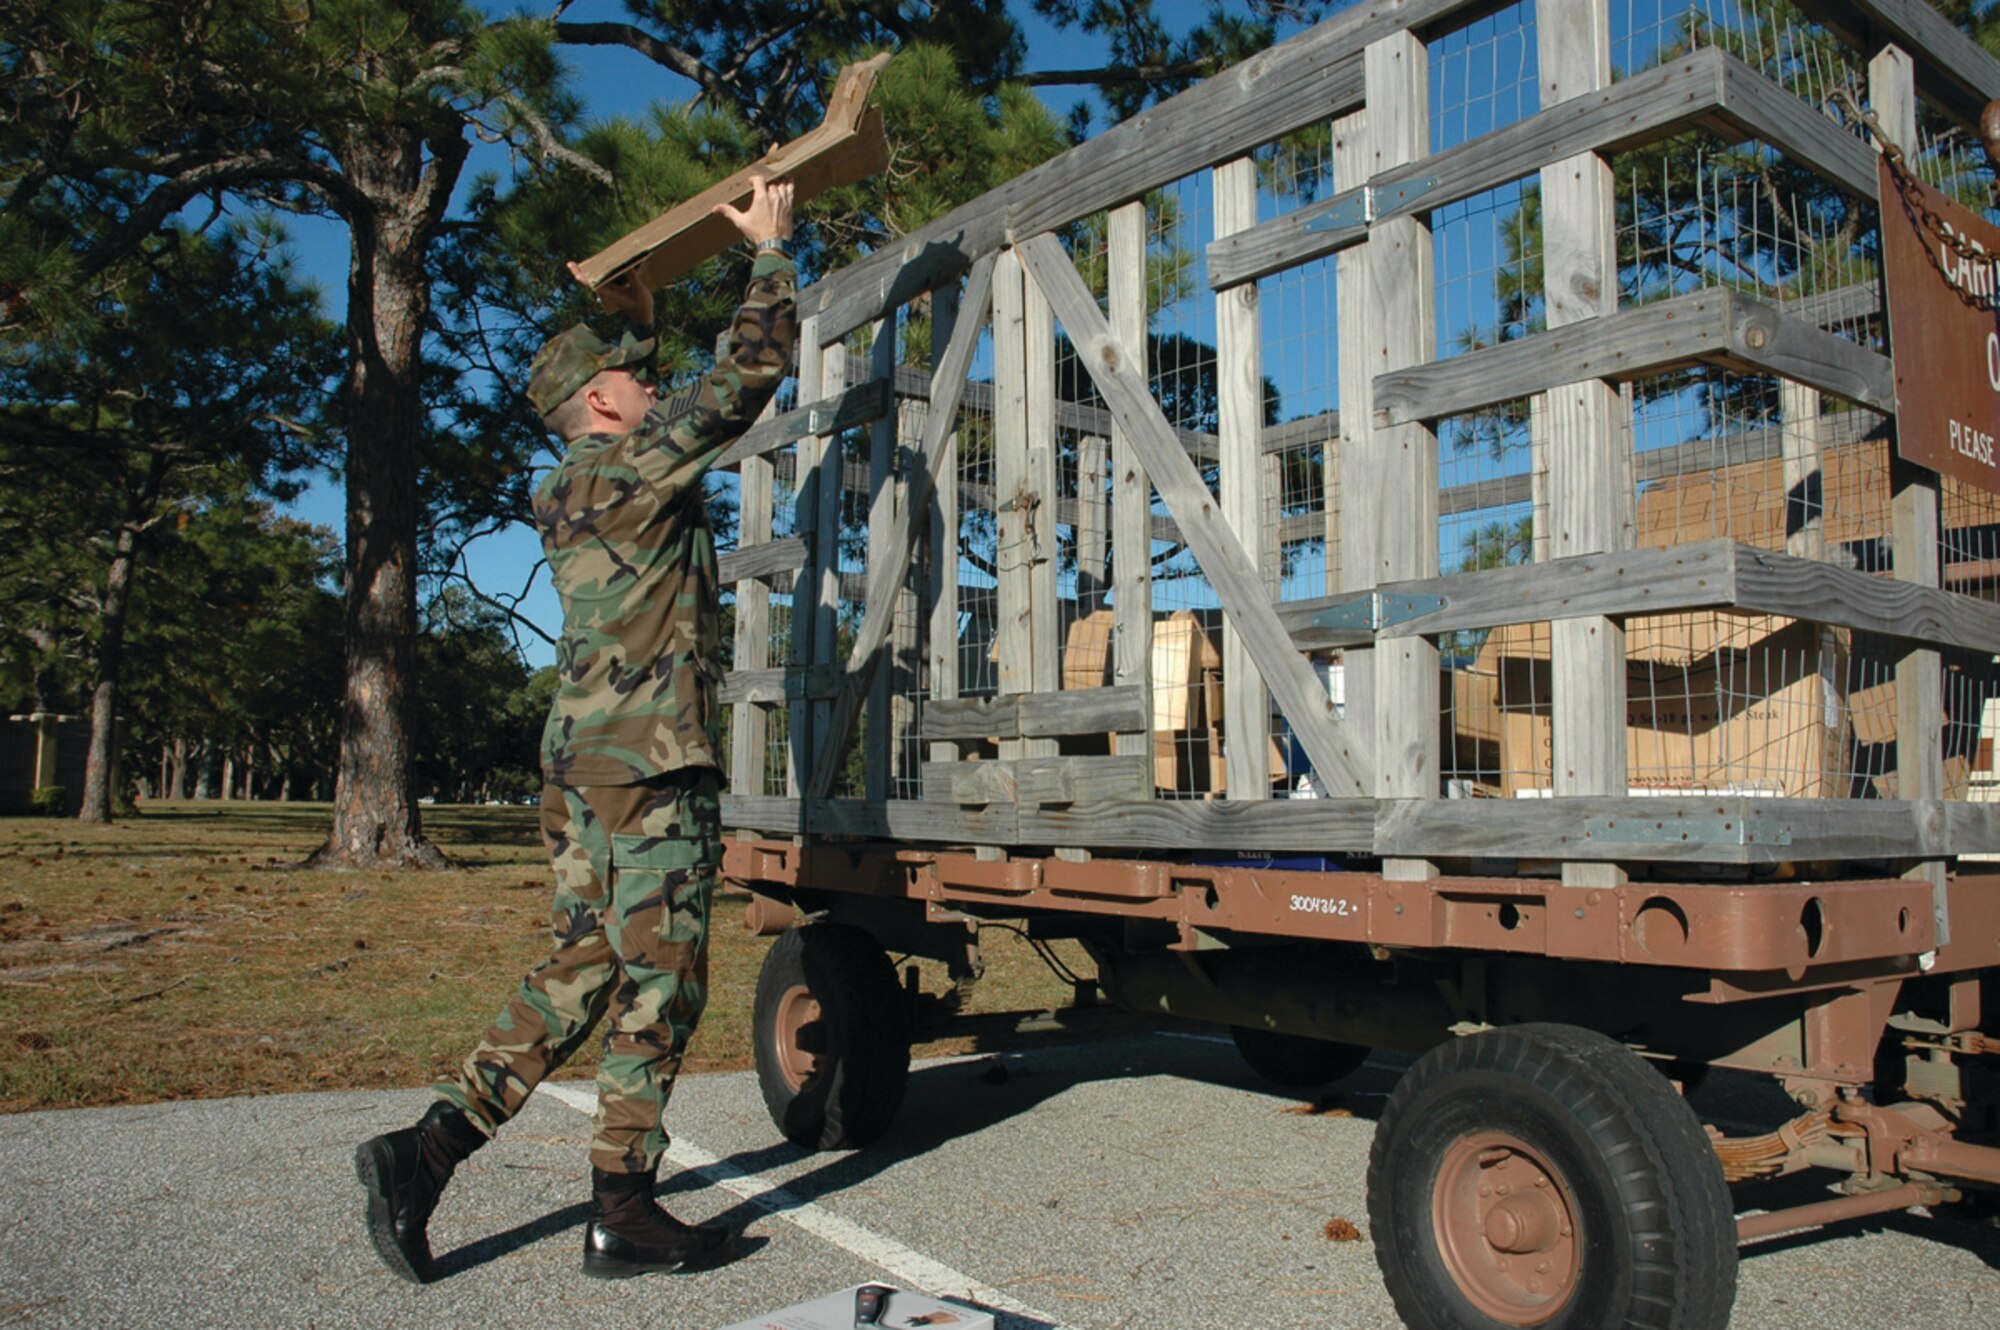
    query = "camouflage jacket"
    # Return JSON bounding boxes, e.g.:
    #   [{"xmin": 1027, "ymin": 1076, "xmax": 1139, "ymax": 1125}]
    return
[{"xmin": 533, "ymin": 252, "xmax": 798, "ymax": 786}]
